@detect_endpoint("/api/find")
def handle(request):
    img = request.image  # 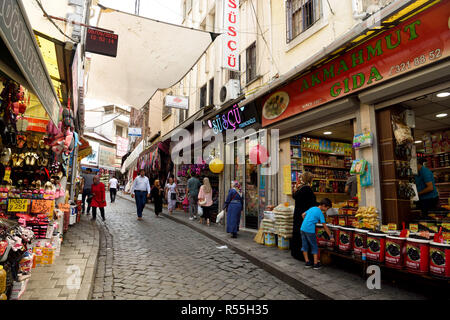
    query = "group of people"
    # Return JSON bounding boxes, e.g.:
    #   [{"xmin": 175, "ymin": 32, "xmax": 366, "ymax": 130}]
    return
[{"xmin": 80, "ymin": 168, "xmax": 119, "ymax": 222}]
